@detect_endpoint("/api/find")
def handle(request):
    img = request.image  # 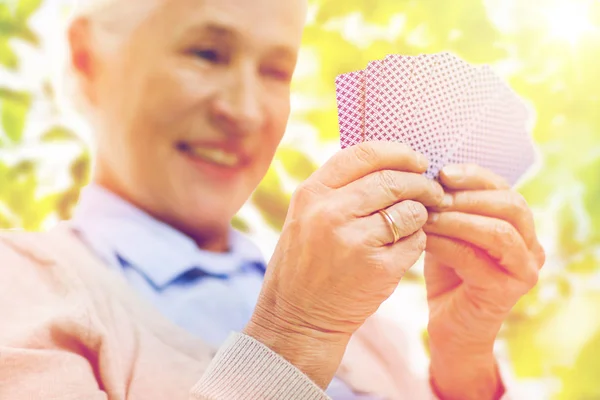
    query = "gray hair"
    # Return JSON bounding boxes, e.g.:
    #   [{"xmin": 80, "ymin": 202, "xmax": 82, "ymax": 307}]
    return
[{"xmin": 55, "ymin": 0, "xmax": 159, "ymax": 119}]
